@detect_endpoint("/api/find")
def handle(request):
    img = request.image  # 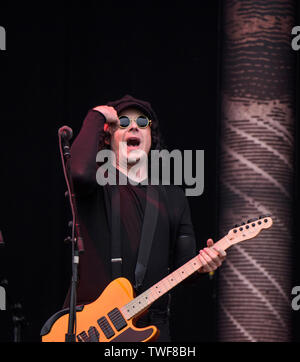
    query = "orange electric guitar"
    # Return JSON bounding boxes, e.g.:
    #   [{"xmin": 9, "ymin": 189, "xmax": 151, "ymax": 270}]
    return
[{"xmin": 41, "ymin": 215, "xmax": 273, "ymax": 342}]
